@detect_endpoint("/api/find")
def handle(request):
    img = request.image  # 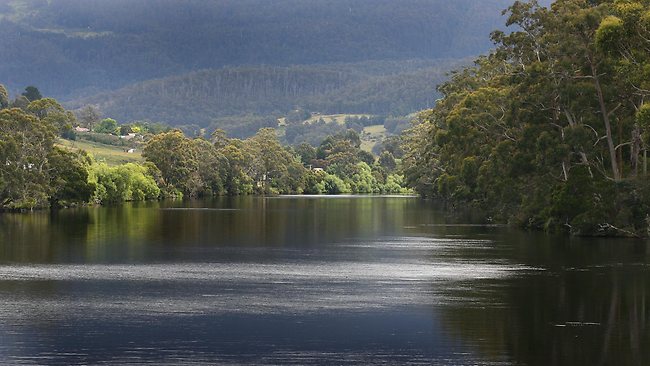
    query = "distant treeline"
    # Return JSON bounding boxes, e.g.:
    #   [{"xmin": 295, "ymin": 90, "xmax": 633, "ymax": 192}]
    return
[
  {"xmin": 283, "ymin": 114, "xmax": 411, "ymax": 146},
  {"xmin": 68, "ymin": 62, "xmax": 459, "ymax": 128},
  {"xmin": 0, "ymin": 89, "xmax": 408, "ymax": 210}
]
